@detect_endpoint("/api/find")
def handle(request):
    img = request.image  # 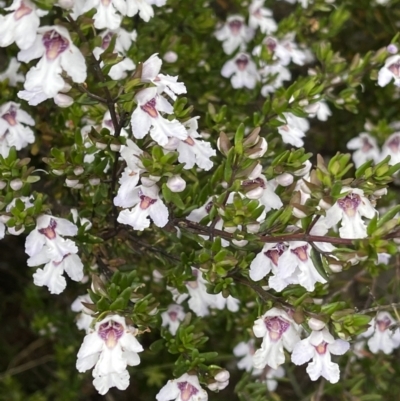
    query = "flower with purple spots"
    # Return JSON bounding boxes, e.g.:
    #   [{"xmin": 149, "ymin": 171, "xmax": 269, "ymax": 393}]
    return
[
  {"xmin": 253, "ymin": 307, "xmax": 300, "ymax": 370},
  {"xmin": 156, "ymin": 373, "xmax": 208, "ymax": 401},
  {"xmin": 221, "ymin": 52, "xmax": 260, "ymax": 89},
  {"xmin": 378, "ymin": 54, "xmax": 400, "ymax": 87},
  {"xmin": 76, "ymin": 315, "xmax": 144, "ymax": 395},
  {"xmin": 161, "ymin": 304, "xmax": 186, "ymax": 335},
  {"xmin": 17, "ymin": 25, "xmax": 86, "ymax": 106}
]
